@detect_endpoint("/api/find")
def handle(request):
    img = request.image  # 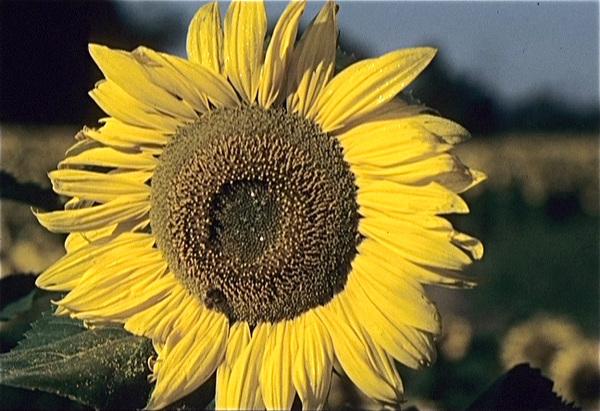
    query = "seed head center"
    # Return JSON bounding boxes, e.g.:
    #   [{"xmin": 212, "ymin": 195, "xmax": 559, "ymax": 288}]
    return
[
  {"xmin": 151, "ymin": 105, "xmax": 359, "ymax": 324},
  {"xmin": 210, "ymin": 180, "xmax": 282, "ymax": 265}
]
